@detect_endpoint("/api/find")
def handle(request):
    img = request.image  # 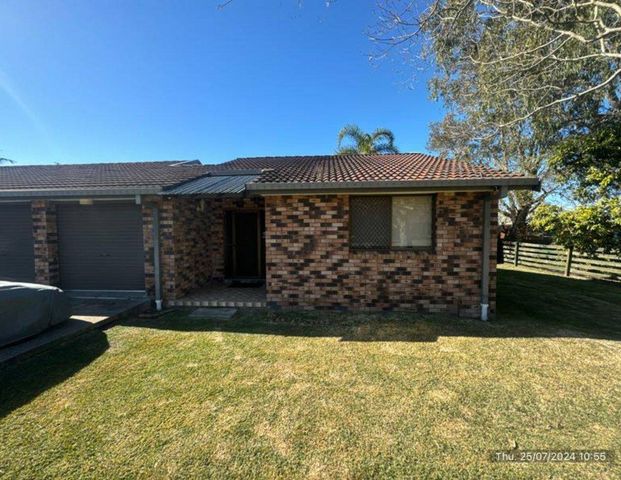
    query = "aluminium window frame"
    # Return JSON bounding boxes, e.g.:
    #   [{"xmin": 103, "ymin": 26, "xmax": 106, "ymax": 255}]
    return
[{"xmin": 348, "ymin": 194, "xmax": 436, "ymax": 252}]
